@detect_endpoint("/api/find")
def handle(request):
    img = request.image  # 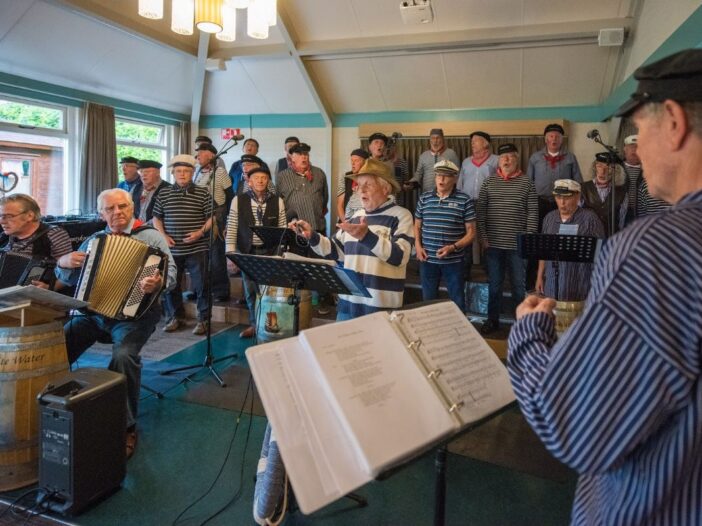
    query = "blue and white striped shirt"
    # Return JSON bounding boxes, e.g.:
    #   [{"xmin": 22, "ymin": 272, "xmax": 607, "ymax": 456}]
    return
[
  {"xmin": 310, "ymin": 200, "xmax": 414, "ymax": 318},
  {"xmin": 415, "ymin": 189, "xmax": 475, "ymax": 264},
  {"xmin": 508, "ymin": 189, "xmax": 702, "ymax": 525}
]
